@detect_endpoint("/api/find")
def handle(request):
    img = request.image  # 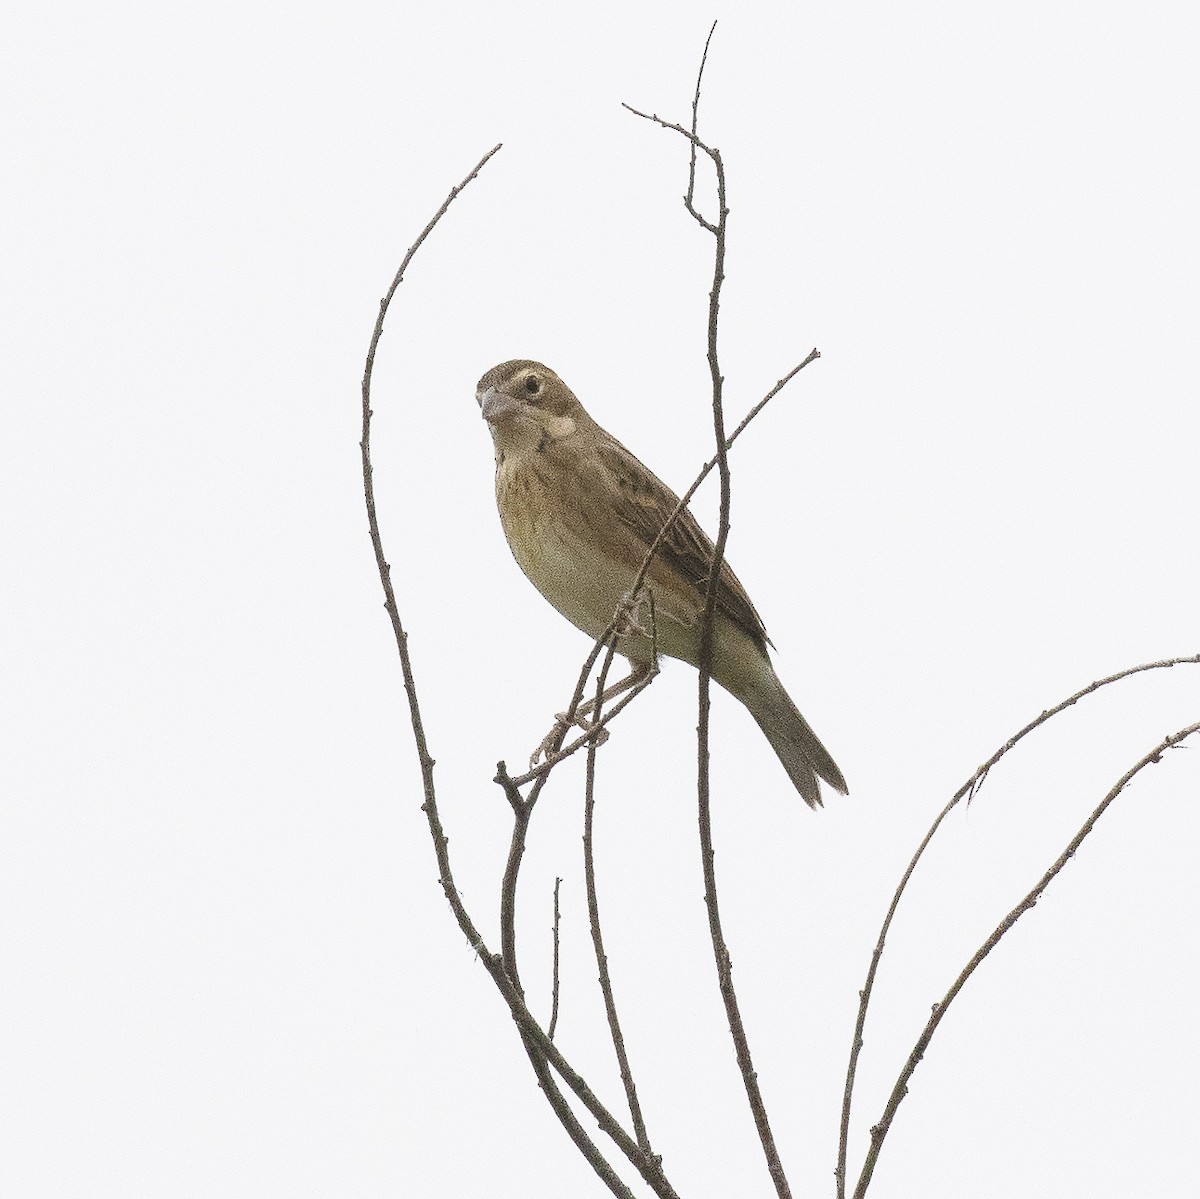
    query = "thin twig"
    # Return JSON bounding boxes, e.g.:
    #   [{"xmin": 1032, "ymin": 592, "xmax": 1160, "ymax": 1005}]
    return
[
  {"xmin": 627, "ymin": 68, "xmax": 794, "ymax": 1199},
  {"xmin": 500, "ymin": 858, "xmax": 636, "ymax": 1199},
  {"xmin": 956, "ymin": 653, "xmax": 1200, "ymax": 803},
  {"xmin": 852, "ymin": 719, "xmax": 1200, "ymax": 1198},
  {"xmin": 835, "ymin": 652, "xmax": 1200, "ymax": 1197},
  {"xmin": 499, "ymin": 802, "xmax": 533, "ymax": 993},
  {"xmin": 359, "ymin": 145, "xmax": 502, "ymax": 964},
  {"xmin": 497, "ymin": 635, "xmax": 628, "ymax": 1006},
  {"xmin": 583, "ymin": 661, "xmax": 654, "ymax": 1153},
  {"xmin": 632, "ymin": 349, "xmax": 820, "ymax": 614},
  {"xmin": 361, "ymin": 143, "xmax": 502, "ymax": 822},
  {"xmin": 584, "ymin": 601, "xmax": 659, "ymax": 1155},
  {"xmin": 685, "ymin": 21, "xmax": 718, "ymax": 218},
  {"xmin": 548, "ymin": 877, "xmax": 562, "ymax": 1042}
]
